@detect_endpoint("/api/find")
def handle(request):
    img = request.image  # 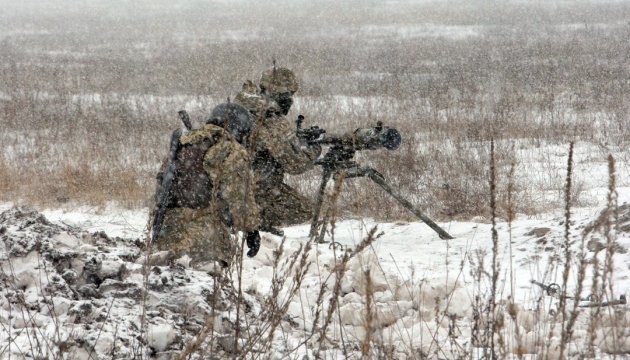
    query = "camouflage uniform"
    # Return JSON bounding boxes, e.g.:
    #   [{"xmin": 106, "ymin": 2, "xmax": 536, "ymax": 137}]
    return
[
  {"xmin": 250, "ymin": 112, "xmax": 321, "ymax": 229},
  {"xmin": 234, "ymin": 80, "xmax": 280, "ymax": 116},
  {"xmin": 155, "ymin": 123, "xmax": 259, "ymax": 267},
  {"xmin": 234, "ymin": 68, "xmax": 321, "ymax": 230}
]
